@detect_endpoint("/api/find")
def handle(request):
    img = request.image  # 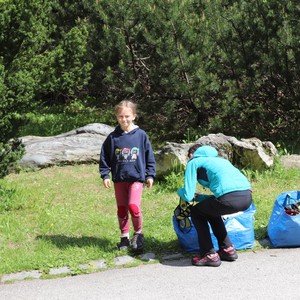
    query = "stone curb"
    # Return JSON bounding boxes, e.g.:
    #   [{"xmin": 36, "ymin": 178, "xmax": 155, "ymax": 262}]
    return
[{"xmin": 0, "ymin": 252, "xmax": 184, "ymax": 284}]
